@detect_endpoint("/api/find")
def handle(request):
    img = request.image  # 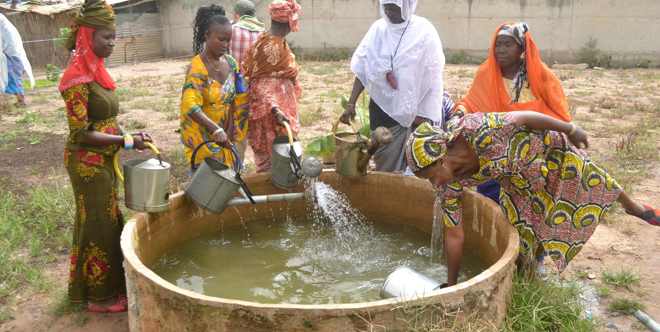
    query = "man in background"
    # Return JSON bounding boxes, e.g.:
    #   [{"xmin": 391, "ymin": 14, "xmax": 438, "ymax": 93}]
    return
[{"xmin": 230, "ymin": 0, "xmax": 265, "ymax": 71}]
